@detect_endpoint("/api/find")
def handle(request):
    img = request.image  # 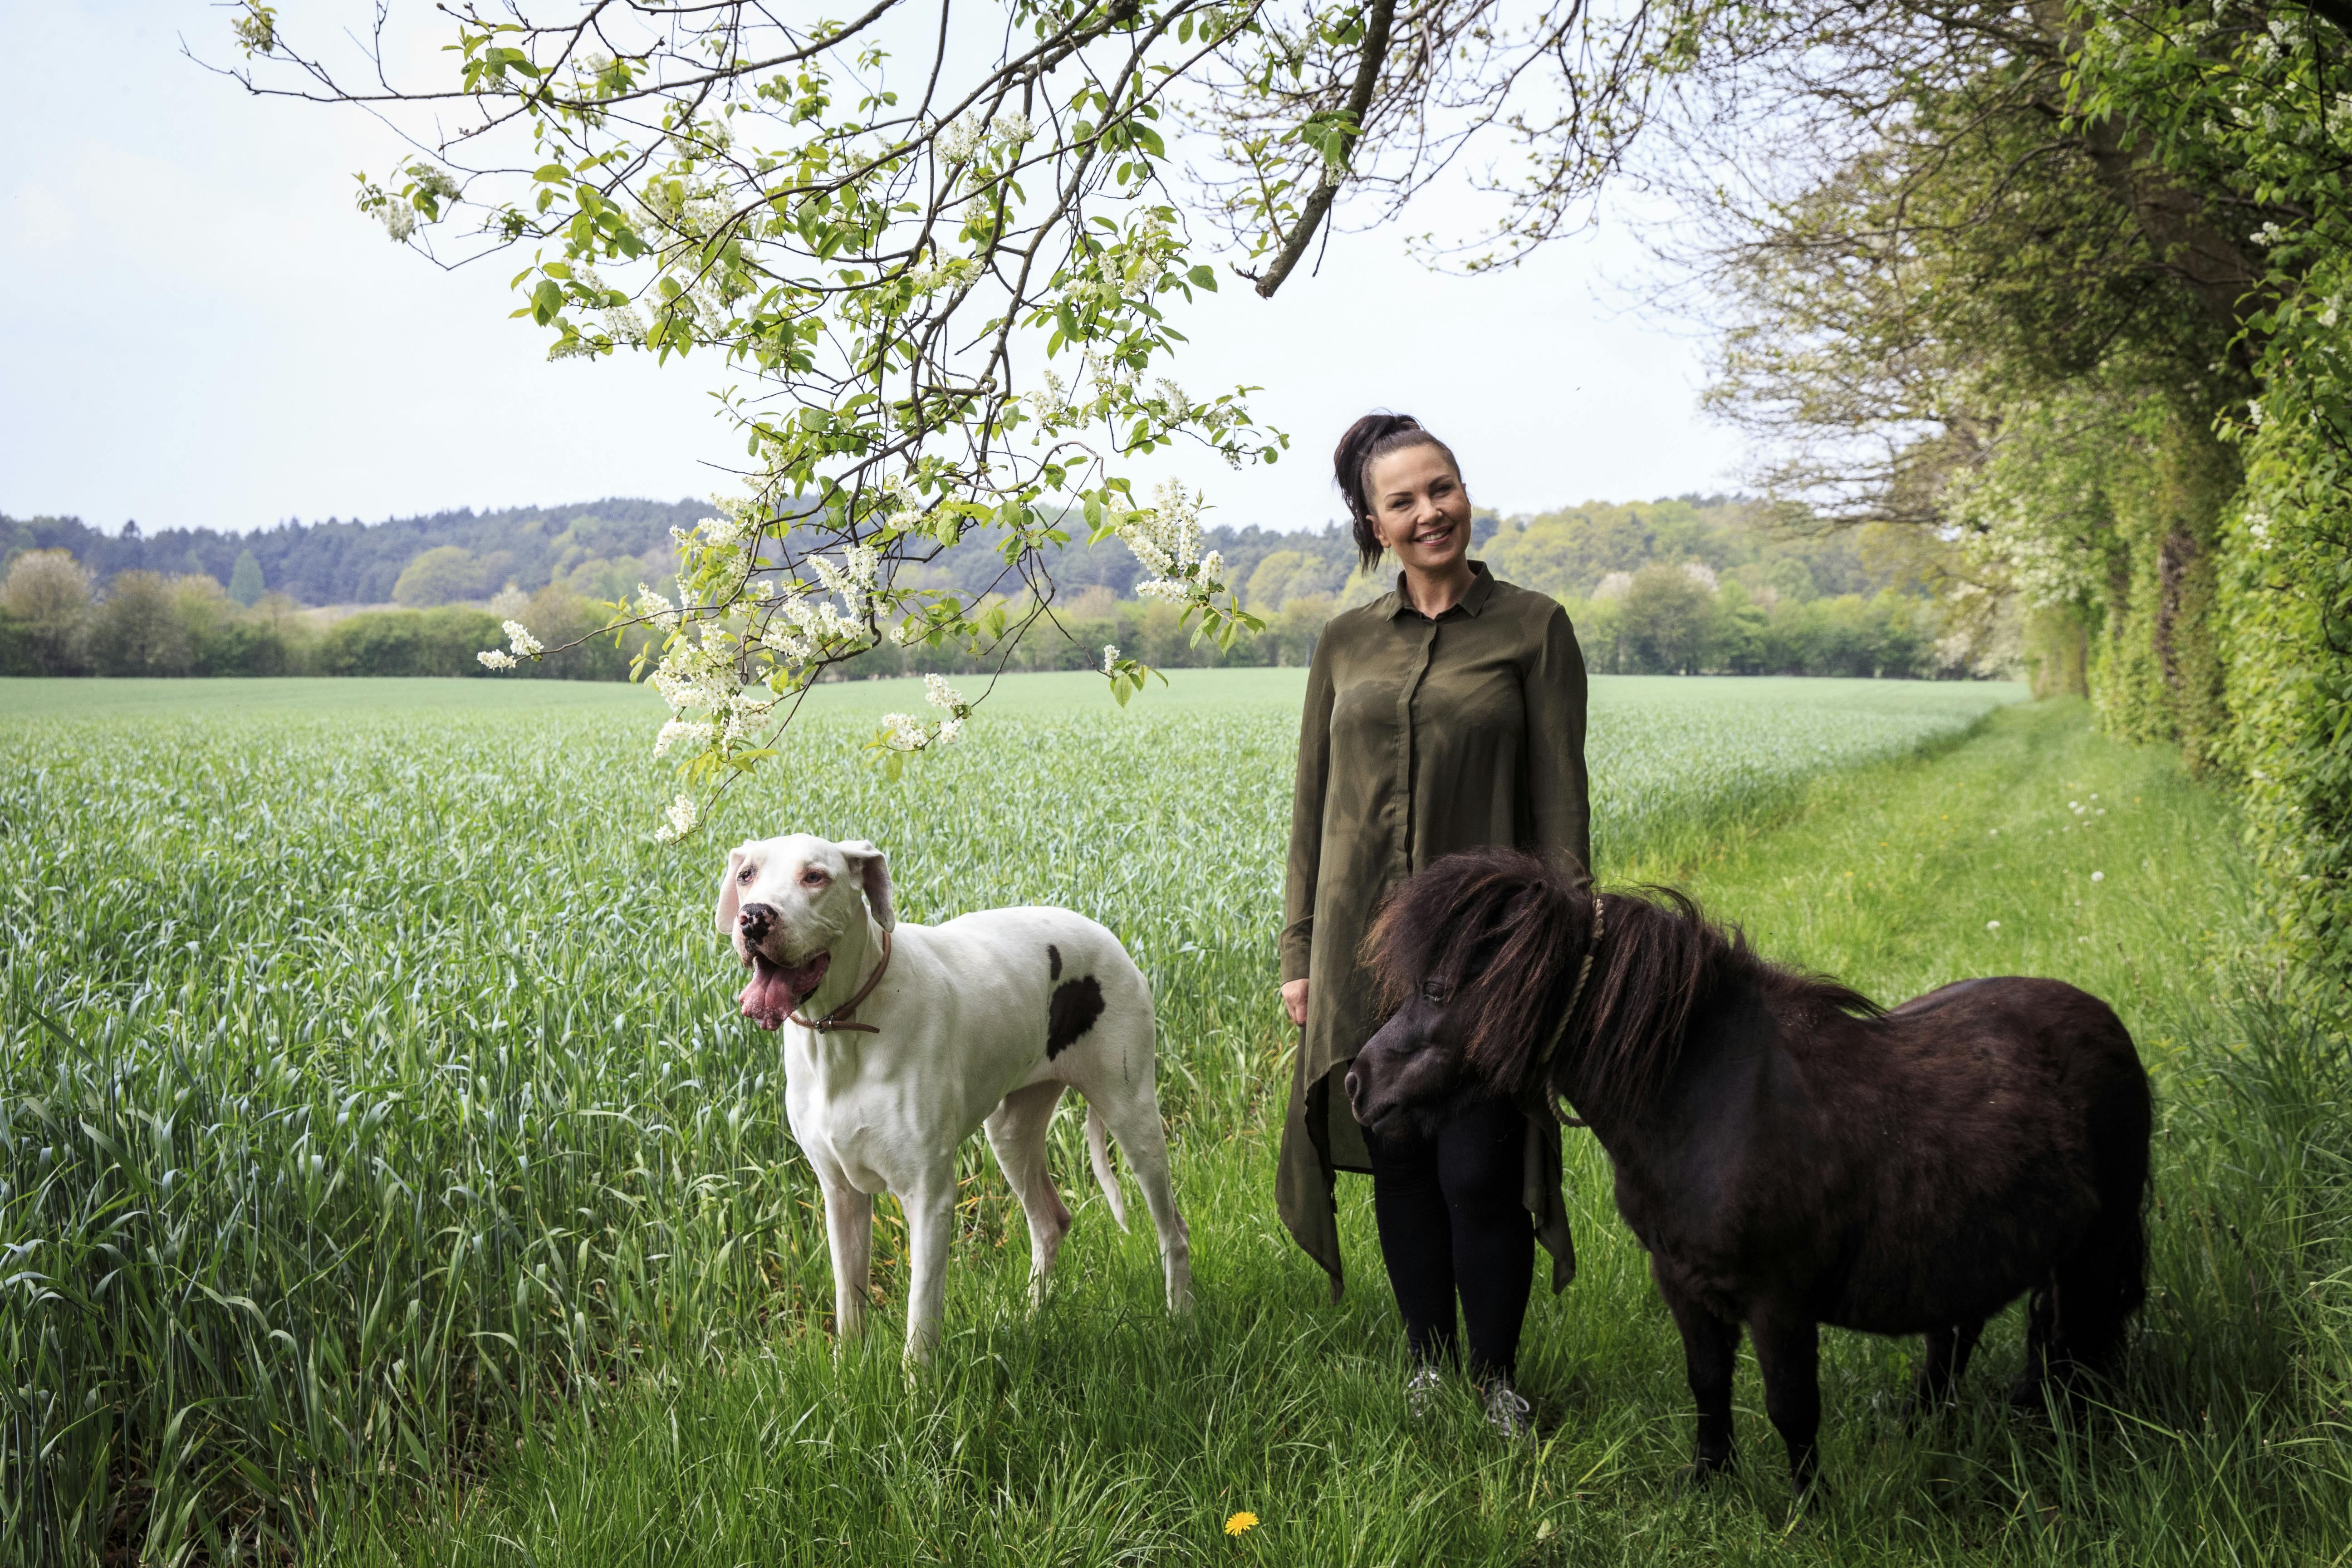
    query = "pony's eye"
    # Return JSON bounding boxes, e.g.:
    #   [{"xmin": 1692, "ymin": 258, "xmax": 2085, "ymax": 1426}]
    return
[{"xmin": 1420, "ymin": 979, "xmax": 1449, "ymax": 1004}]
